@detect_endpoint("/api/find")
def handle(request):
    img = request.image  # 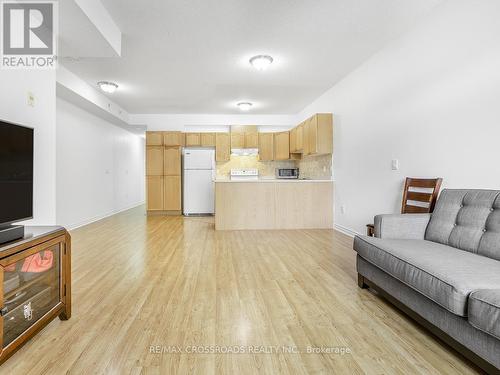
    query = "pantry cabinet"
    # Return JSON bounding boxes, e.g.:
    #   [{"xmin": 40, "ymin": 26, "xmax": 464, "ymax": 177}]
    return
[
  {"xmin": 163, "ymin": 131, "xmax": 183, "ymax": 146},
  {"xmin": 146, "ymin": 146, "xmax": 163, "ymax": 176},
  {"xmin": 147, "ymin": 176, "xmax": 164, "ymax": 211},
  {"xmin": 216, "ymin": 133, "xmax": 230, "ymax": 162},
  {"xmin": 146, "ymin": 131, "xmax": 163, "ymax": 146},
  {"xmin": 258, "ymin": 133, "xmax": 274, "ymax": 161},
  {"xmin": 164, "ymin": 176, "xmax": 181, "ymax": 211},
  {"xmin": 274, "ymin": 132, "xmax": 290, "ymax": 160},
  {"xmin": 164, "ymin": 147, "xmax": 181, "ymax": 176}
]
